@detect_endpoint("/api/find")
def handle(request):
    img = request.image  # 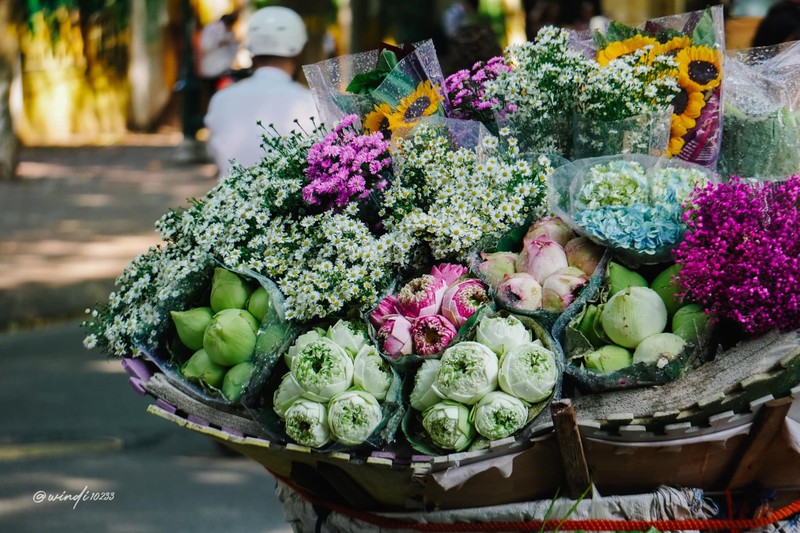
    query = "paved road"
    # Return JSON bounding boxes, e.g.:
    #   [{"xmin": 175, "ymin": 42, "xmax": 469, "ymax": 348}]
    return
[{"xmin": 0, "ymin": 319, "xmax": 293, "ymax": 533}]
